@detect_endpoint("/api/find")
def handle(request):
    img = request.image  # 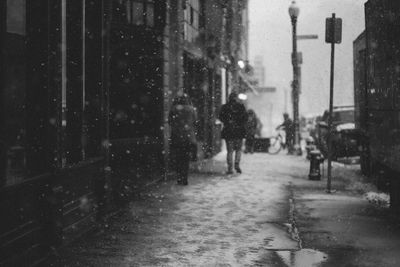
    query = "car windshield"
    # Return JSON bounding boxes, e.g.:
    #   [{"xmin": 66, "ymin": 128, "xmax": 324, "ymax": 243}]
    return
[{"xmin": 332, "ymin": 110, "xmax": 354, "ymax": 124}]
